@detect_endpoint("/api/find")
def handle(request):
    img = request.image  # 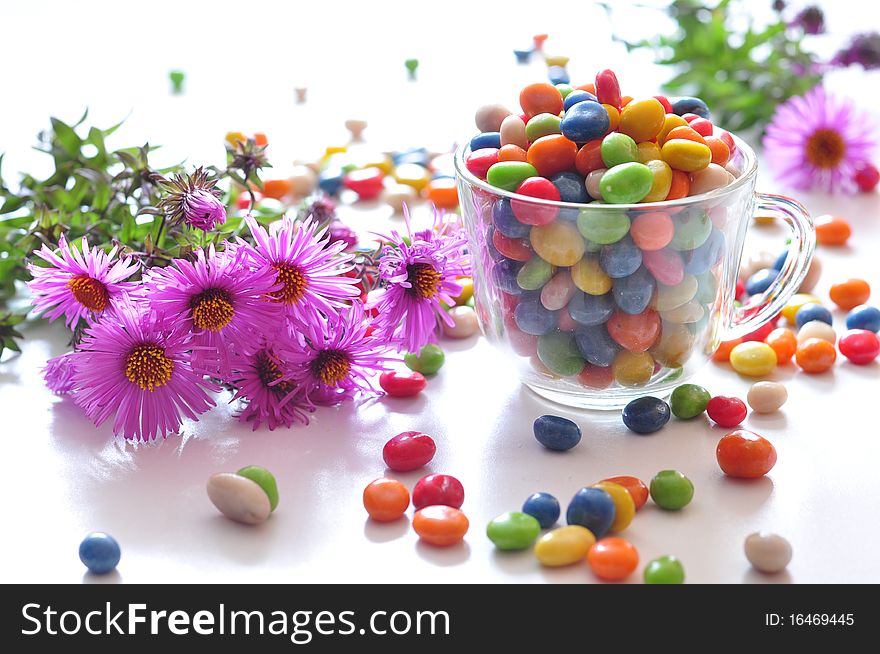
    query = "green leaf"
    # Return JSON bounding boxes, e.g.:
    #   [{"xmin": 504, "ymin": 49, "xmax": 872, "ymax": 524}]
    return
[{"xmin": 50, "ymin": 117, "xmax": 82, "ymax": 157}]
